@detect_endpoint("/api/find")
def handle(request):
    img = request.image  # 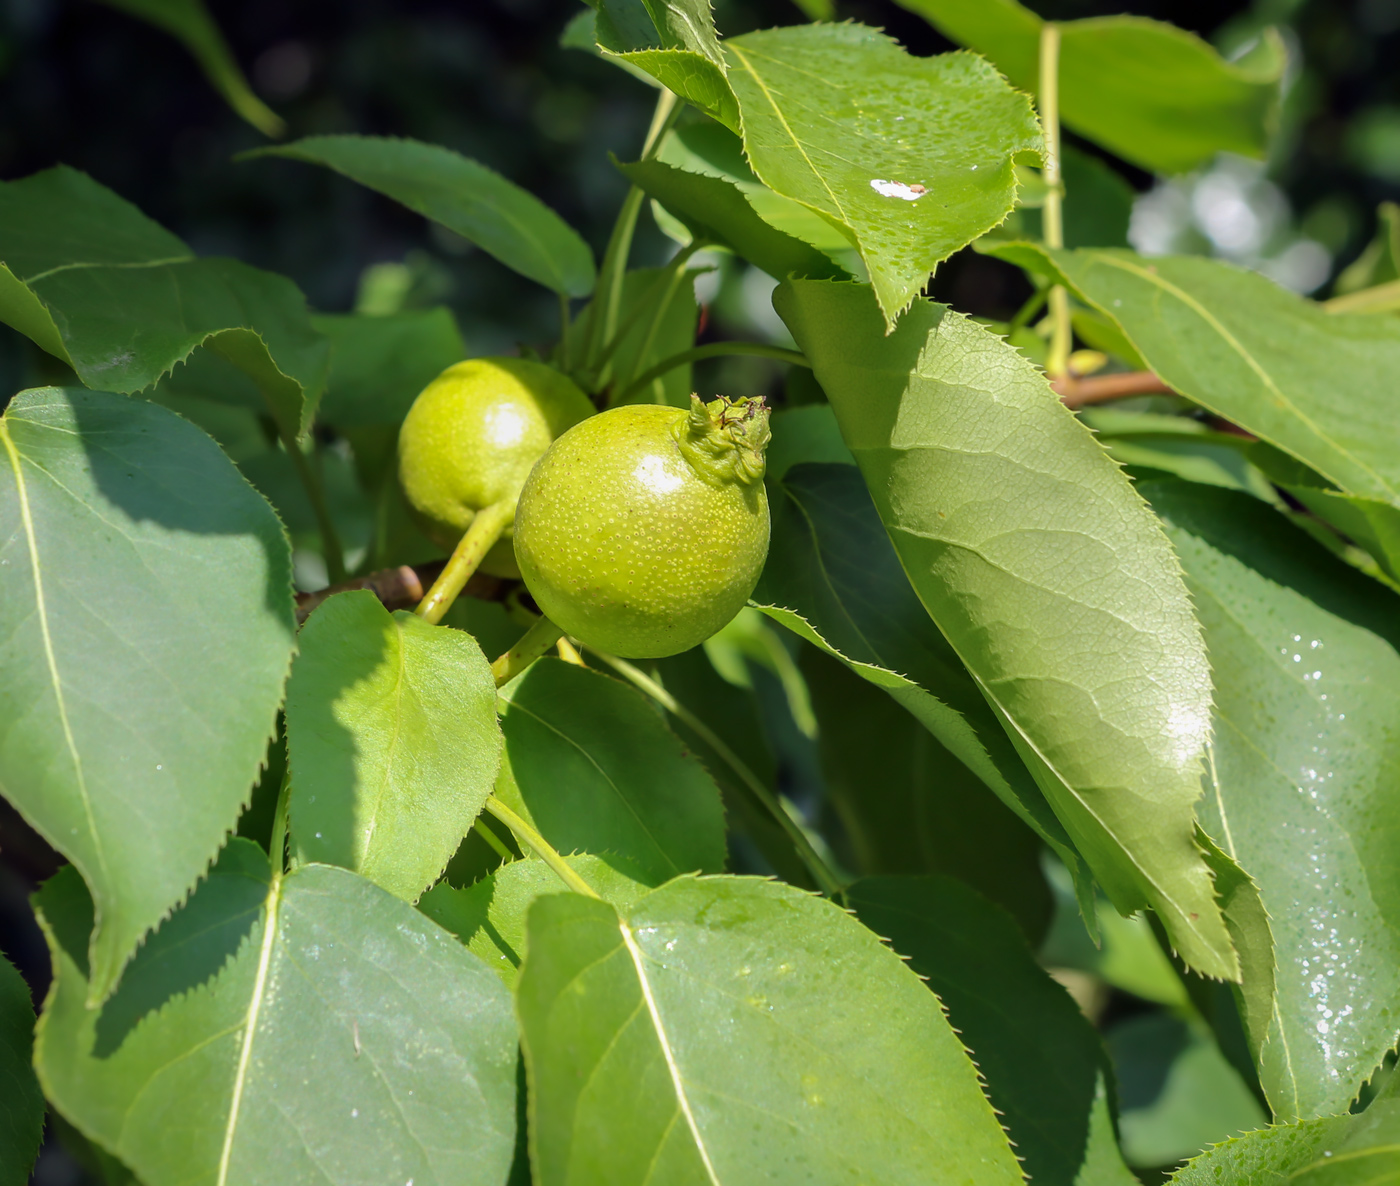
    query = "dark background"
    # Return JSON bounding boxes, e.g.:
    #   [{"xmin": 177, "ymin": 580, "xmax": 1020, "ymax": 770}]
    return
[{"xmin": 0, "ymin": 0, "xmax": 1397, "ymax": 1179}]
